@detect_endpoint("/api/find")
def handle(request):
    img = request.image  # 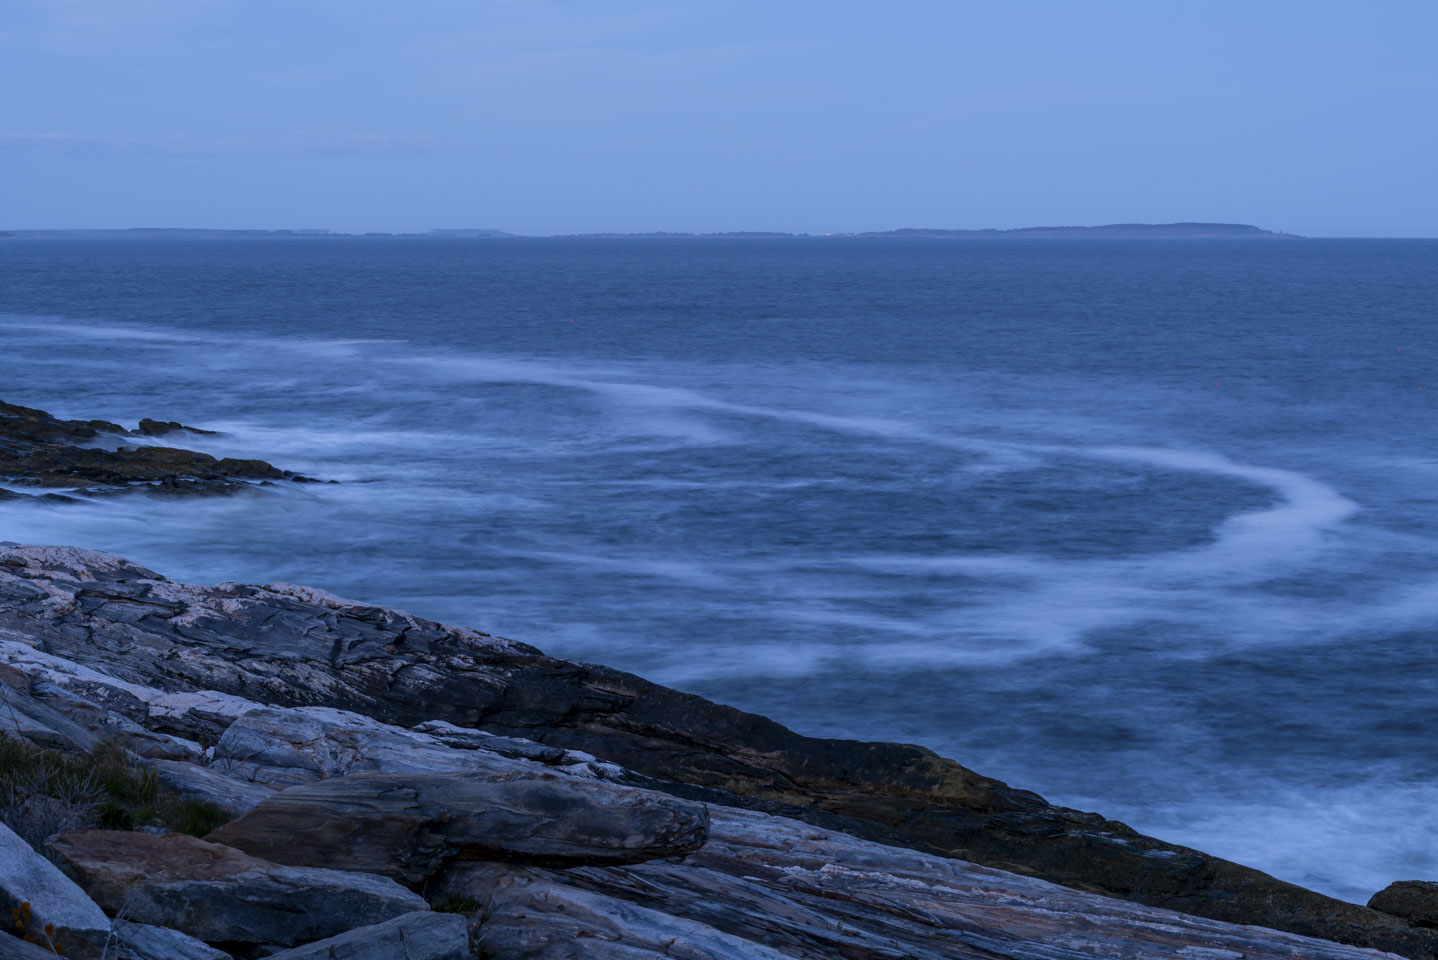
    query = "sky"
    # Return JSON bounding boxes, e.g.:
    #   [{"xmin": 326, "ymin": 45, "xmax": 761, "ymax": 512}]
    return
[{"xmin": 2, "ymin": 0, "xmax": 1436, "ymax": 236}]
